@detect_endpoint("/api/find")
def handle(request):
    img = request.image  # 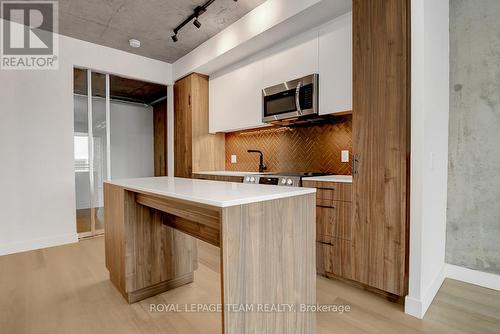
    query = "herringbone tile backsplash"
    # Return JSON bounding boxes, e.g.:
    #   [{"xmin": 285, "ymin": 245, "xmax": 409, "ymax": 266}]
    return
[{"xmin": 225, "ymin": 116, "xmax": 352, "ymax": 175}]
